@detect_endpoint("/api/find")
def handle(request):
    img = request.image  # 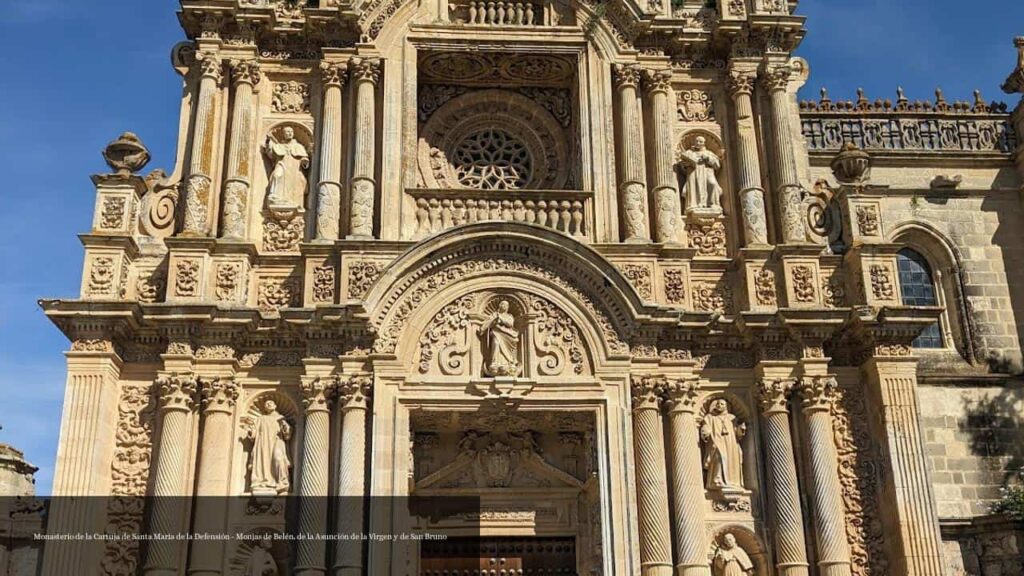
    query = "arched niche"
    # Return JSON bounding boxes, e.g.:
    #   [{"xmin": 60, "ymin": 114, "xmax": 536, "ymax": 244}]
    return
[
  {"xmin": 698, "ymin": 391, "xmax": 758, "ymax": 511},
  {"xmin": 227, "ymin": 528, "xmax": 286, "ymax": 576},
  {"xmin": 707, "ymin": 524, "xmax": 769, "ymax": 576},
  {"xmin": 238, "ymin": 390, "xmax": 301, "ymax": 496}
]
